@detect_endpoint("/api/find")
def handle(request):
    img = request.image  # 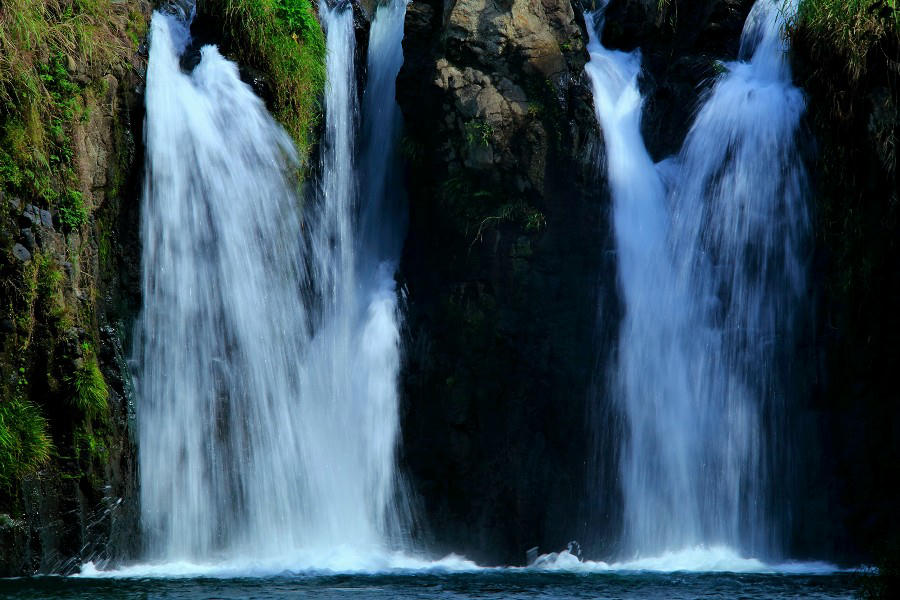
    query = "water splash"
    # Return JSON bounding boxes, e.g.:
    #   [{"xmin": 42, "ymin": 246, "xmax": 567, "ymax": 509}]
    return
[
  {"xmin": 134, "ymin": 0, "xmax": 410, "ymax": 566},
  {"xmin": 586, "ymin": 0, "xmax": 809, "ymax": 558},
  {"xmin": 529, "ymin": 546, "xmax": 838, "ymax": 574}
]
